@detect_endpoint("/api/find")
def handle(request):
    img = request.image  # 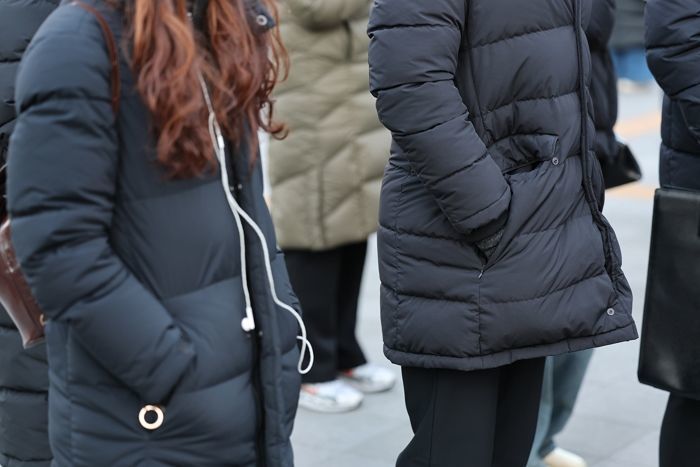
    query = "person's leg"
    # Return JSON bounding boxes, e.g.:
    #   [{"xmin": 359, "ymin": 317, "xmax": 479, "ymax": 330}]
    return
[
  {"xmin": 660, "ymin": 394, "xmax": 700, "ymax": 467},
  {"xmin": 492, "ymin": 357, "xmax": 547, "ymax": 467},
  {"xmin": 336, "ymin": 241, "xmax": 368, "ymax": 371},
  {"xmin": 527, "ymin": 358, "xmax": 555, "ymax": 467},
  {"xmin": 545, "ymin": 350, "xmax": 594, "ymax": 449},
  {"xmin": 284, "ymin": 248, "xmax": 342, "ymax": 383},
  {"xmin": 397, "ymin": 366, "xmax": 500, "ymax": 467}
]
